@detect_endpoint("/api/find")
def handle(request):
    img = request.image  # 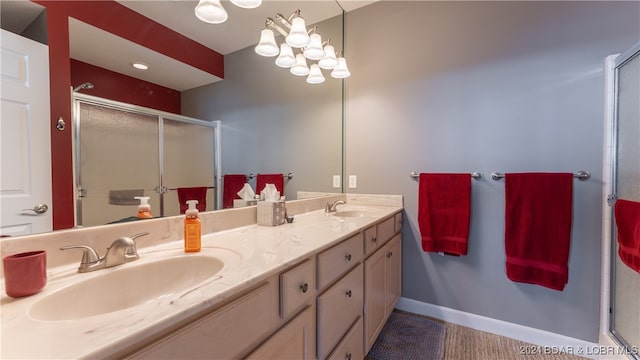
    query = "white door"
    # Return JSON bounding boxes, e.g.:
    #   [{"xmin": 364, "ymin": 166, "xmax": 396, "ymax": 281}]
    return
[{"xmin": 1, "ymin": 29, "xmax": 52, "ymax": 236}]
